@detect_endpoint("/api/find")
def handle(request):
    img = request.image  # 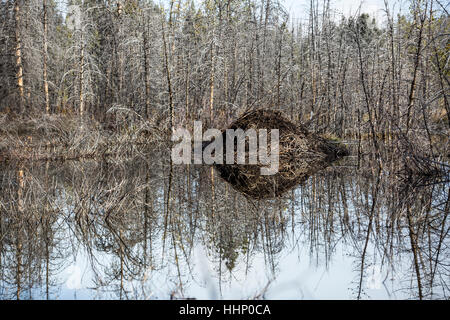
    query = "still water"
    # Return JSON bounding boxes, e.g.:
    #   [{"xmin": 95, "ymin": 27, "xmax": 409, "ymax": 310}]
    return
[{"xmin": 0, "ymin": 152, "xmax": 448, "ymax": 299}]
